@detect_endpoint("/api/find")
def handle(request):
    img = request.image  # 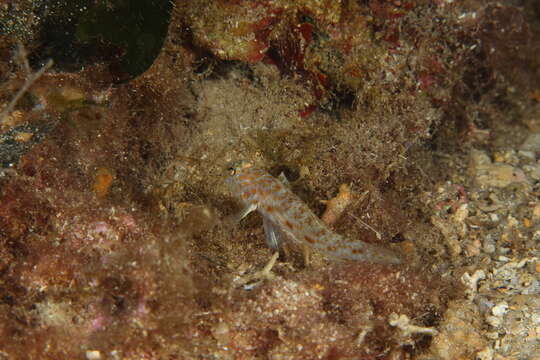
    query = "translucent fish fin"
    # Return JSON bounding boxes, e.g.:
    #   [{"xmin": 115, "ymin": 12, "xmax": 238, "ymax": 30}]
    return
[
  {"xmin": 353, "ymin": 241, "xmax": 402, "ymax": 265},
  {"xmin": 262, "ymin": 216, "xmax": 283, "ymax": 252},
  {"xmin": 316, "ymin": 231, "xmax": 402, "ymax": 265},
  {"xmin": 277, "ymin": 172, "xmax": 289, "ymax": 185},
  {"xmin": 236, "ymin": 203, "xmax": 257, "ymax": 222}
]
